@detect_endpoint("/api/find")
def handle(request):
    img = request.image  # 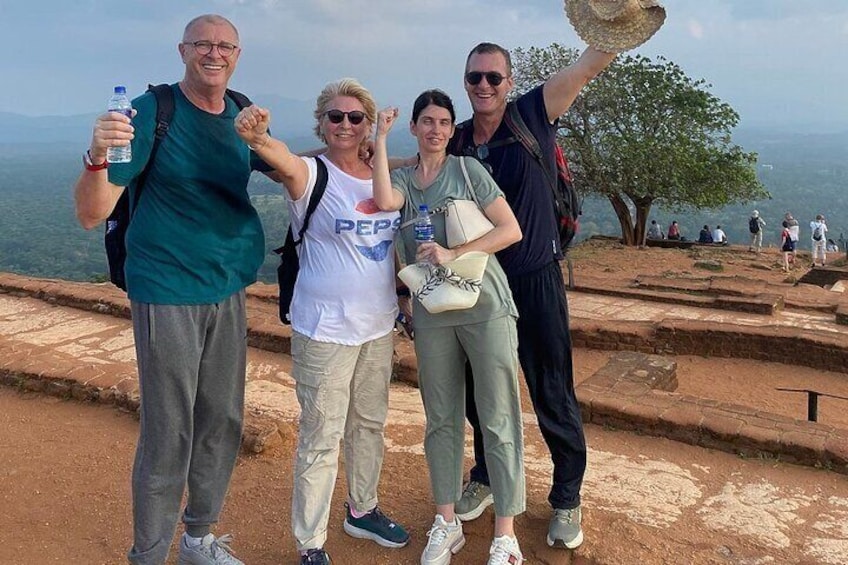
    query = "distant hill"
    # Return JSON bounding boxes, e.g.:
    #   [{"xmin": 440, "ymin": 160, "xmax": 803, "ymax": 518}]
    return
[
  {"xmin": 1, "ymin": 119, "xmax": 846, "ymax": 284},
  {"xmin": 0, "ymin": 94, "xmax": 419, "ymax": 154}
]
